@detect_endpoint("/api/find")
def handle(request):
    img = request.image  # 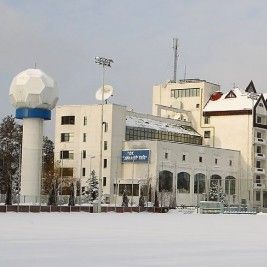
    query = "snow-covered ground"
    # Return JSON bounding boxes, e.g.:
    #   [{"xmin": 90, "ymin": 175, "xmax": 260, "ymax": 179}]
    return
[{"xmin": 0, "ymin": 211, "xmax": 267, "ymax": 267}]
